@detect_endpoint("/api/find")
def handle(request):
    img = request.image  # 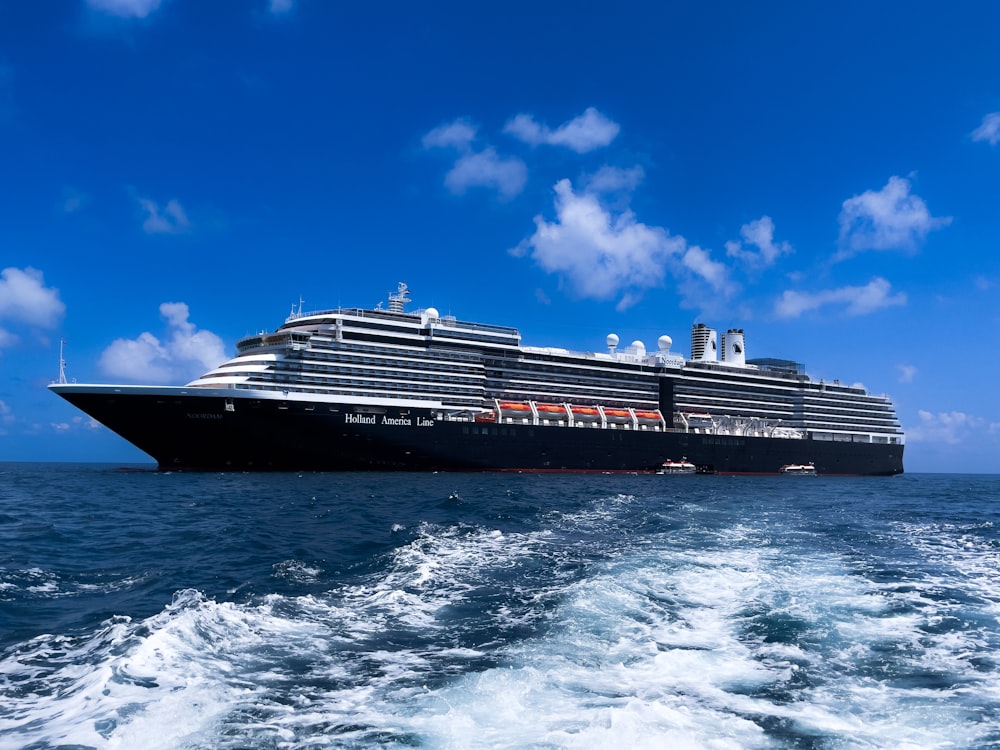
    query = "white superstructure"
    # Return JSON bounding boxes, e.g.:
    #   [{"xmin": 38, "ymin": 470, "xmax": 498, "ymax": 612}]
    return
[{"xmin": 184, "ymin": 283, "xmax": 903, "ymax": 446}]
